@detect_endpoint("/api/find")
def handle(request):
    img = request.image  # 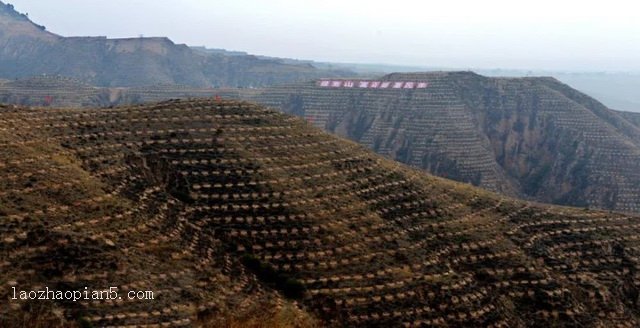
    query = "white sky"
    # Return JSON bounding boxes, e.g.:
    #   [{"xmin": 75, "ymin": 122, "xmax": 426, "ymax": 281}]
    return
[{"xmin": 8, "ymin": 0, "xmax": 640, "ymax": 71}]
